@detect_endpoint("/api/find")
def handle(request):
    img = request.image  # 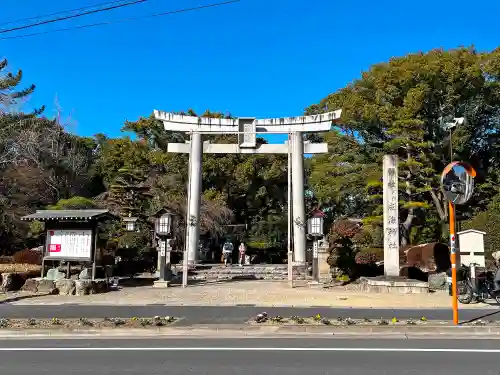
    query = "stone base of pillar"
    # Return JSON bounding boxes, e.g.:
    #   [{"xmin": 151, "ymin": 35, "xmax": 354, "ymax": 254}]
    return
[
  {"xmin": 317, "ymin": 247, "xmax": 332, "ymax": 282},
  {"xmin": 153, "ymin": 280, "xmax": 171, "ymax": 288},
  {"xmin": 308, "ymin": 281, "xmax": 325, "ymax": 289}
]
